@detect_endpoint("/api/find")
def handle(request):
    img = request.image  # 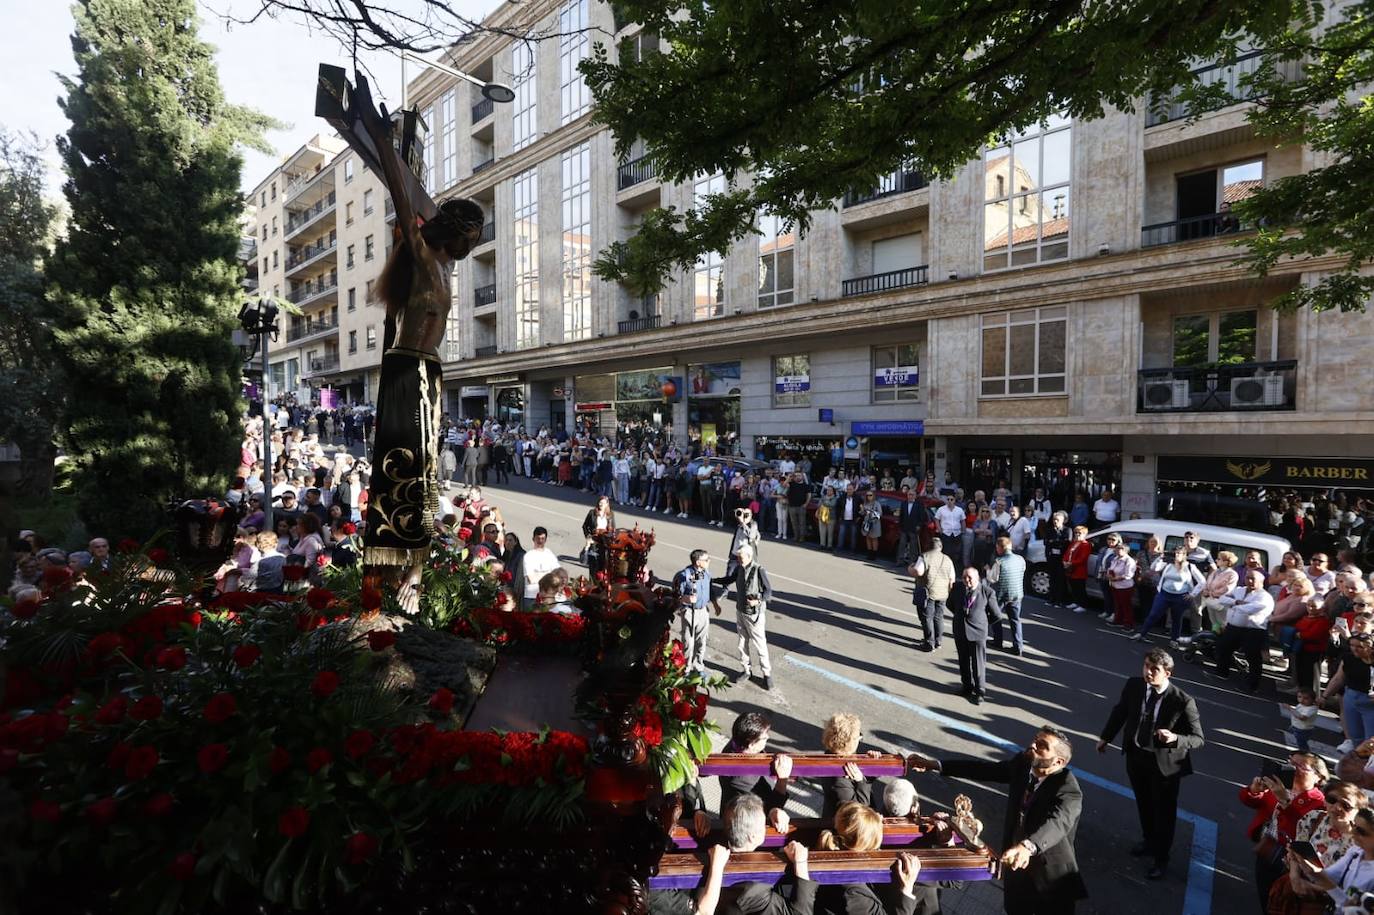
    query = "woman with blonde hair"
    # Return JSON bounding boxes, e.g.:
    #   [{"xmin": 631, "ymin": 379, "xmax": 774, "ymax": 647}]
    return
[
  {"xmin": 818, "ymin": 801, "xmax": 925, "ymax": 914},
  {"xmin": 1198, "ymin": 551, "xmax": 1240, "ymax": 633},
  {"xmin": 820, "ymin": 713, "xmax": 883, "ymax": 819}
]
